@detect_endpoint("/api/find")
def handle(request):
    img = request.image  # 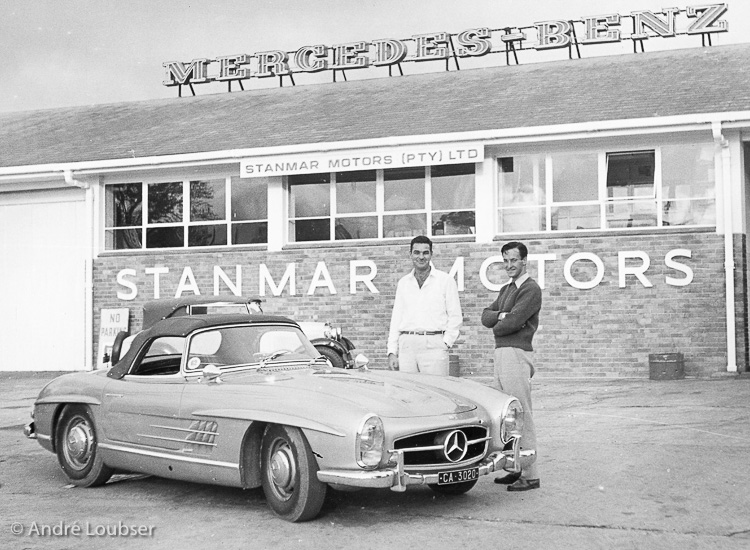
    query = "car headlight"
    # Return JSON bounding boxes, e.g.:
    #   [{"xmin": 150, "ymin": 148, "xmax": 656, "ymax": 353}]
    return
[
  {"xmin": 356, "ymin": 414, "xmax": 384, "ymax": 469},
  {"xmin": 500, "ymin": 399, "xmax": 524, "ymax": 444}
]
